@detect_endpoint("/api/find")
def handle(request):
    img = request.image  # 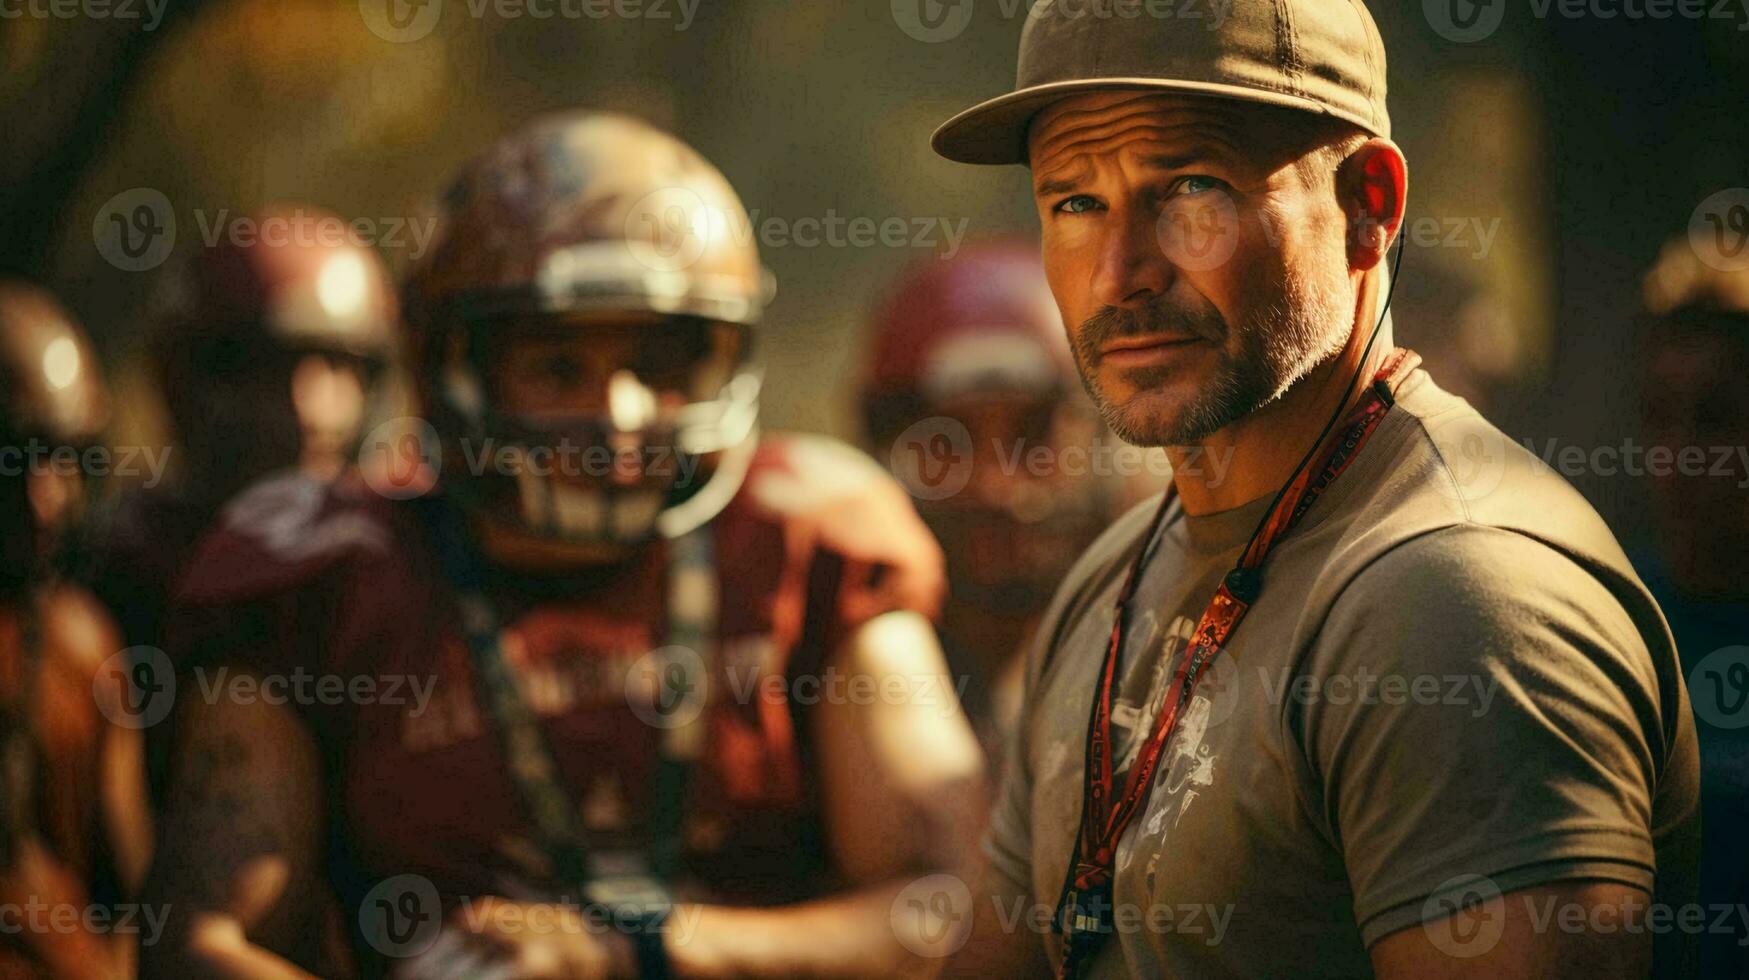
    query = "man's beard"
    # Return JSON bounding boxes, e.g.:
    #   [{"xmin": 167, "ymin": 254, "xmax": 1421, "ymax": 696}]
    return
[{"xmin": 1071, "ymin": 266, "xmax": 1351, "ymax": 447}]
